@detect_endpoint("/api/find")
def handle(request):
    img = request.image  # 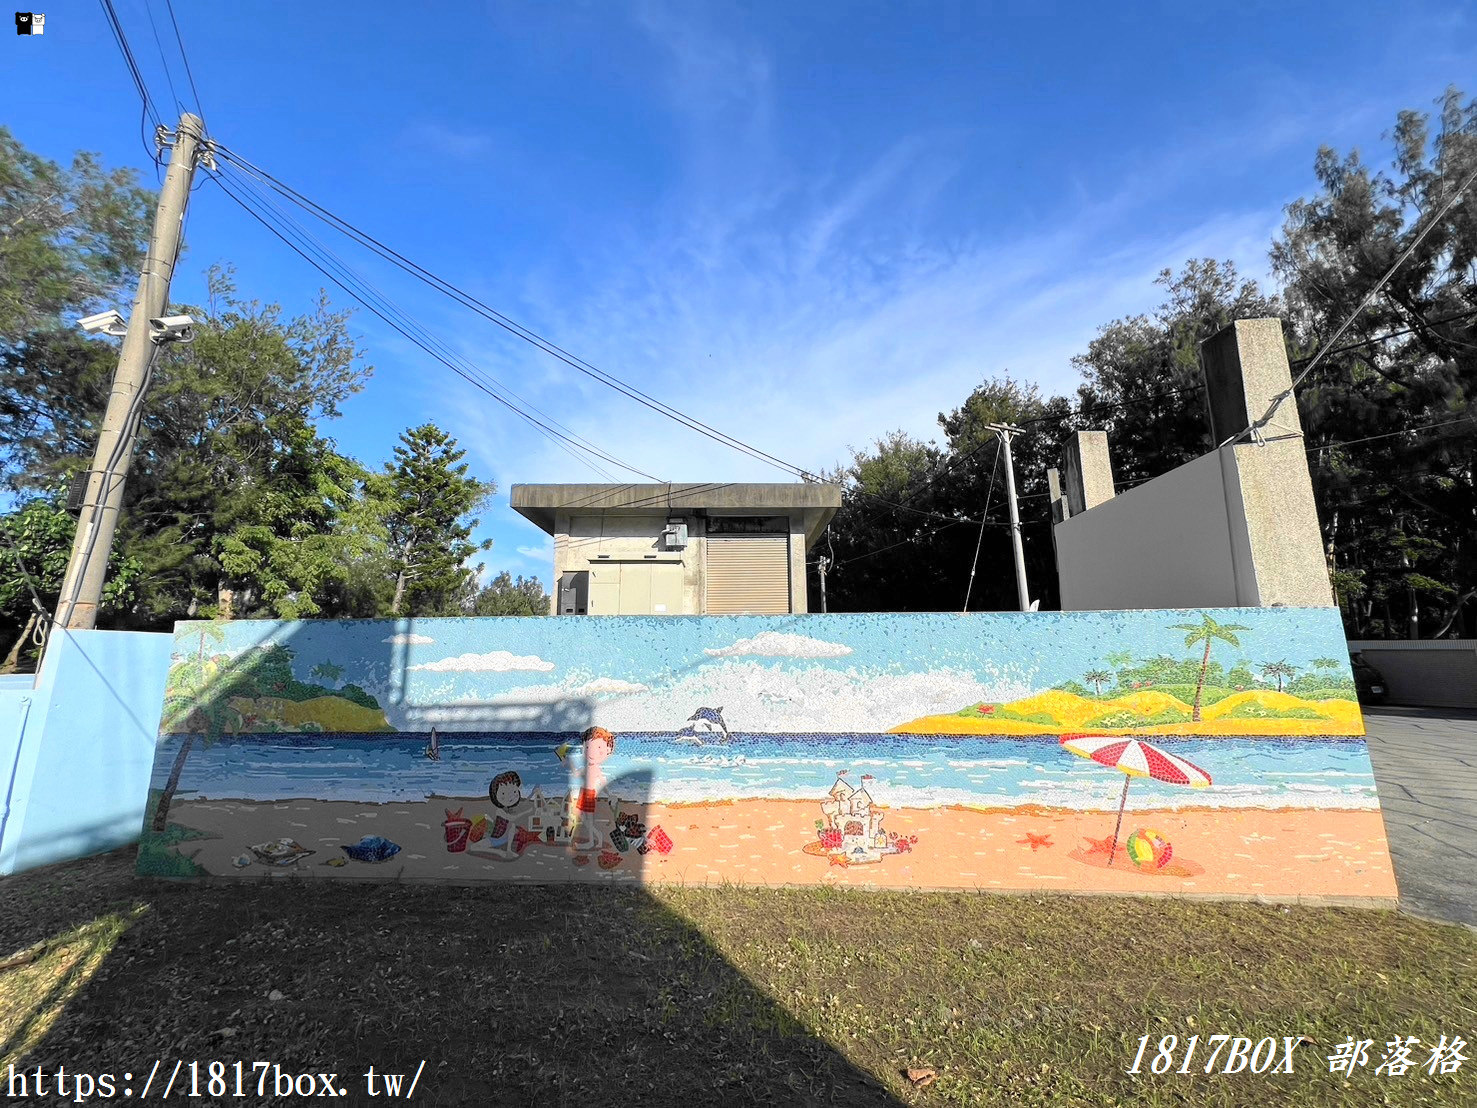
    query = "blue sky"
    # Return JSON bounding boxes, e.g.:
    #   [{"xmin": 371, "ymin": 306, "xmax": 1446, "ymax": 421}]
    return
[{"xmin": 11, "ymin": 2, "xmax": 1477, "ymax": 586}]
